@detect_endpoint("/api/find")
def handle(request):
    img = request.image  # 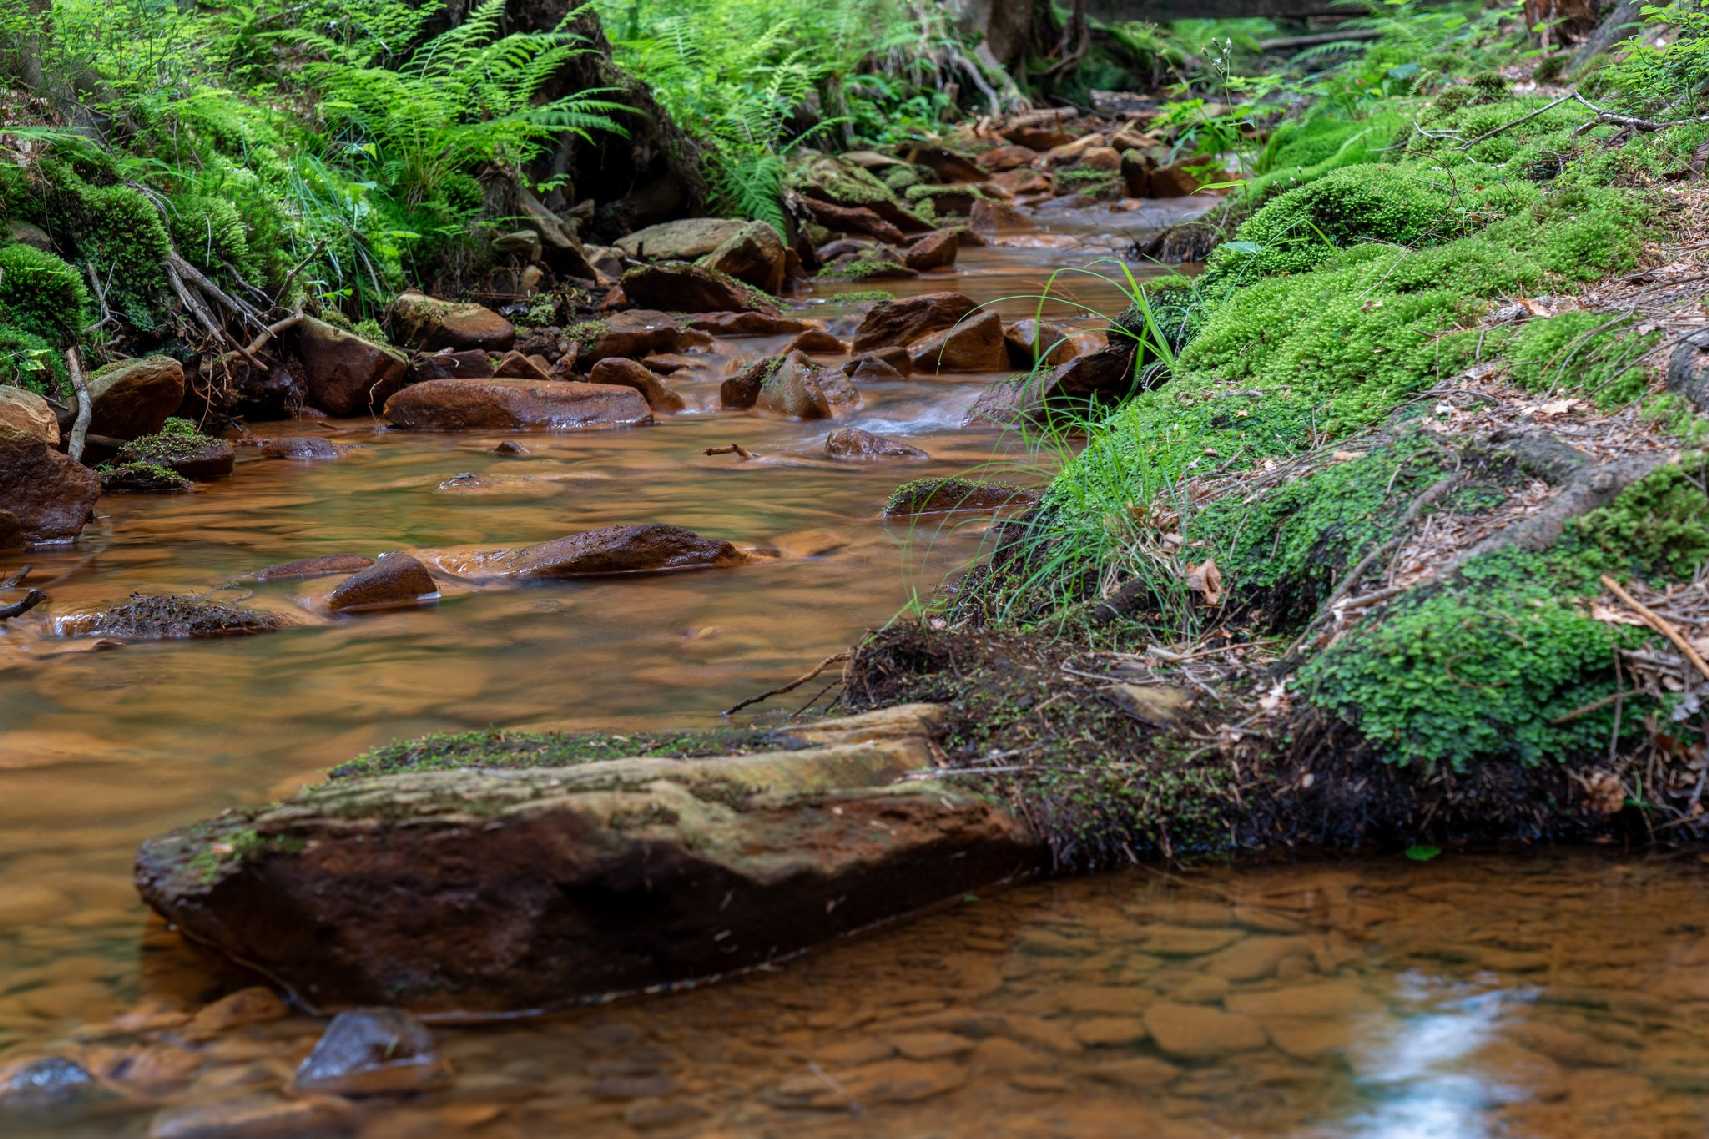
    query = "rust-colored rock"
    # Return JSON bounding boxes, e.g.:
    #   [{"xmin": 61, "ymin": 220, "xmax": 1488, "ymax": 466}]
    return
[
  {"xmin": 685, "ymin": 312, "xmax": 811, "ymax": 337},
  {"xmin": 0, "ymin": 385, "xmax": 58, "ymax": 447},
  {"xmin": 578, "ymin": 310, "xmax": 712, "ymax": 364},
  {"xmin": 620, "ymin": 264, "xmax": 778, "ymax": 314},
  {"xmin": 453, "ymin": 524, "xmax": 744, "ymax": 581},
  {"xmin": 720, "ymin": 351, "xmax": 859, "ymax": 419},
  {"xmin": 133, "ymin": 706, "xmax": 1041, "ymax": 1012},
  {"xmin": 294, "ymin": 318, "xmax": 411, "ymax": 417},
  {"xmin": 1005, "ymin": 319, "xmax": 1079, "ymax": 368},
  {"xmin": 86, "ymin": 356, "xmax": 185, "ymax": 440},
  {"xmin": 702, "ymin": 221, "xmax": 790, "ymax": 295},
  {"xmin": 617, "ymin": 218, "xmax": 749, "ymax": 261},
  {"xmin": 383, "ymin": 379, "xmax": 651, "ymax": 431},
  {"xmin": 409, "ymin": 349, "xmax": 493, "ymax": 382},
  {"xmin": 843, "ymin": 352, "xmax": 909, "ymax": 383},
  {"xmin": 492, "ymin": 350, "xmax": 552, "ymax": 381},
  {"xmin": 0, "ymin": 442, "xmax": 99, "ymax": 544},
  {"xmin": 908, "ymin": 311, "xmax": 1007, "ymax": 373},
  {"xmin": 252, "ymin": 554, "xmax": 375, "ymax": 582},
  {"xmin": 907, "ymin": 144, "xmax": 987, "ymax": 183},
  {"xmin": 978, "ymin": 145, "xmax": 1040, "ymax": 172},
  {"xmin": 852, "ymin": 291, "xmax": 977, "ymax": 353},
  {"xmin": 1002, "ymin": 122, "xmax": 1073, "ymax": 151},
  {"xmin": 800, "ymin": 198, "xmax": 907, "ymax": 246},
  {"xmin": 588, "ymin": 358, "xmax": 686, "ymax": 414},
  {"xmin": 904, "ymin": 230, "xmax": 960, "ymax": 272},
  {"xmin": 788, "ymin": 328, "xmax": 848, "ymax": 355},
  {"xmin": 970, "ymin": 199, "xmax": 1036, "ymax": 235},
  {"xmin": 825, "ymin": 428, "xmax": 928, "ymax": 461},
  {"xmin": 327, "ymin": 553, "xmax": 438, "ymax": 613},
  {"xmin": 389, "ymin": 291, "xmax": 515, "ymax": 351},
  {"xmin": 1080, "ymin": 146, "xmax": 1123, "ymax": 172}
]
